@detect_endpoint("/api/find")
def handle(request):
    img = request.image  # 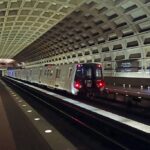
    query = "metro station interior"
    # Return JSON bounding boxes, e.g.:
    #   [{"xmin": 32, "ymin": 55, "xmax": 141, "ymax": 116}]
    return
[{"xmin": 0, "ymin": 0, "xmax": 150, "ymax": 150}]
